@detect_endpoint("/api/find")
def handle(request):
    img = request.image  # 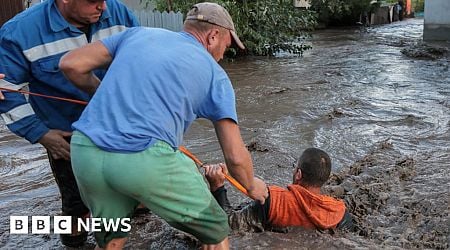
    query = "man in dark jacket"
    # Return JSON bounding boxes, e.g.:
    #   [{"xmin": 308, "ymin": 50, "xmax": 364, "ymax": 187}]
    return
[{"xmin": 0, "ymin": 0, "xmax": 139, "ymax": 247}]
